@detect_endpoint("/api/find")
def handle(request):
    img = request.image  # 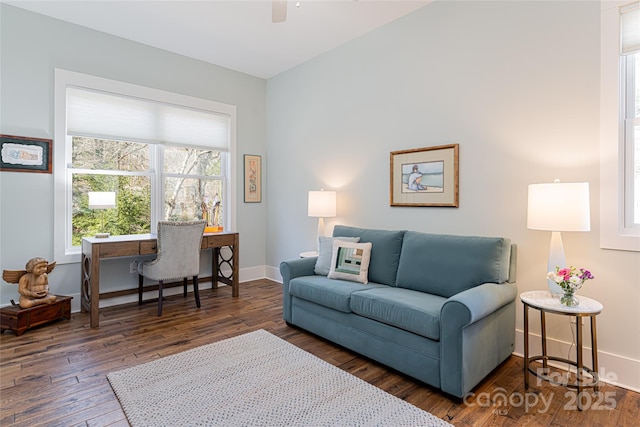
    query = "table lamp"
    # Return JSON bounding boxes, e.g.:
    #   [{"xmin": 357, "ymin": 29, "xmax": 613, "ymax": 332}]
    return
[
  {"xmin": 308, "ymin": 189, "xmax": 337, "ymax": 250},
  {"xmin": 527, "ymin": 180, "xmax": 590, "ymax": 294},
  {"xmin": 88, "ymin": 191, "xmax": 116, "ymax": 238}
]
